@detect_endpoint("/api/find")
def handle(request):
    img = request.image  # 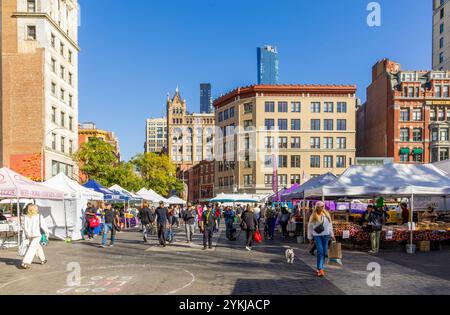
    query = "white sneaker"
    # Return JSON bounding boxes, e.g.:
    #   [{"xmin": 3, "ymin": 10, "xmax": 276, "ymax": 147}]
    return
[{"xmin": 246, "ymin": 246, "xmax": 252, "ymax": 251}]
